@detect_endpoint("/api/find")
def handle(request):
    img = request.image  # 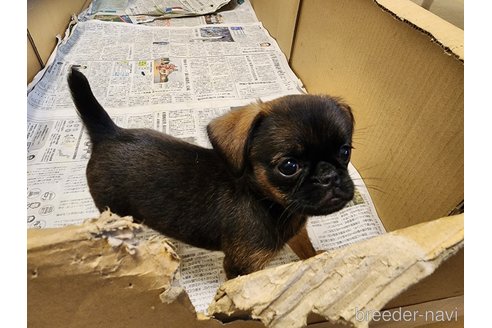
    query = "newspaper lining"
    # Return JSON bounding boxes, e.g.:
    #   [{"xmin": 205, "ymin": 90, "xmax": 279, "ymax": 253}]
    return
[
  {"xmin": 87, "ymin": 0, "xmax": 232, "ymax": 19},
  {"xmin": 80, "ymin": 0, "xmax": 257, "ymax": 26},
  {"xmin": 27, "ymin": 0, "xmax": 385, "ymax": 314}
]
